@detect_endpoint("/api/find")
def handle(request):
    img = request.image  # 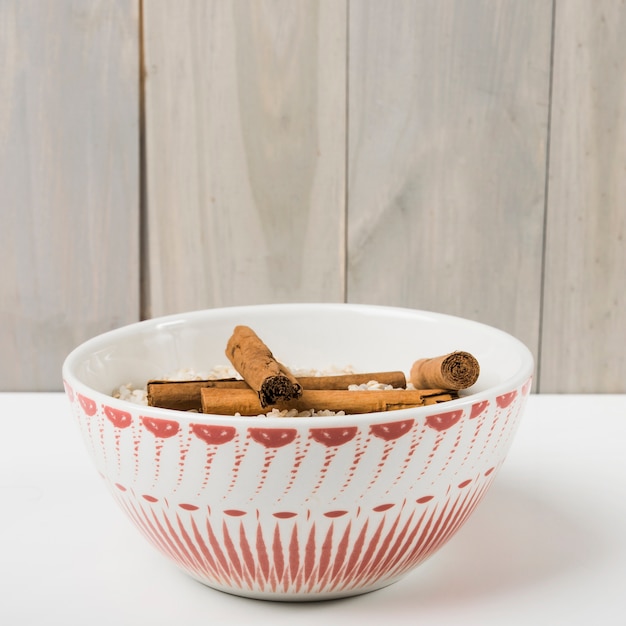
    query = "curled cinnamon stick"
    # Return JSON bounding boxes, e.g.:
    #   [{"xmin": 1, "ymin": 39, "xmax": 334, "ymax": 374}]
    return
[
  {"xmin": 410, "ymin": 351, "xmax": 479, "ymax": 390},
  {"xmin": 225, "ymin": 325, "xmax": 302, "ymax": 407},
  {"xmin": 200, "ymin": 387, "xmax": 457, "ymax": 416},
  {"xmin": 147, "ymin": 371, "xmax": 407, "ymax": 411}
]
